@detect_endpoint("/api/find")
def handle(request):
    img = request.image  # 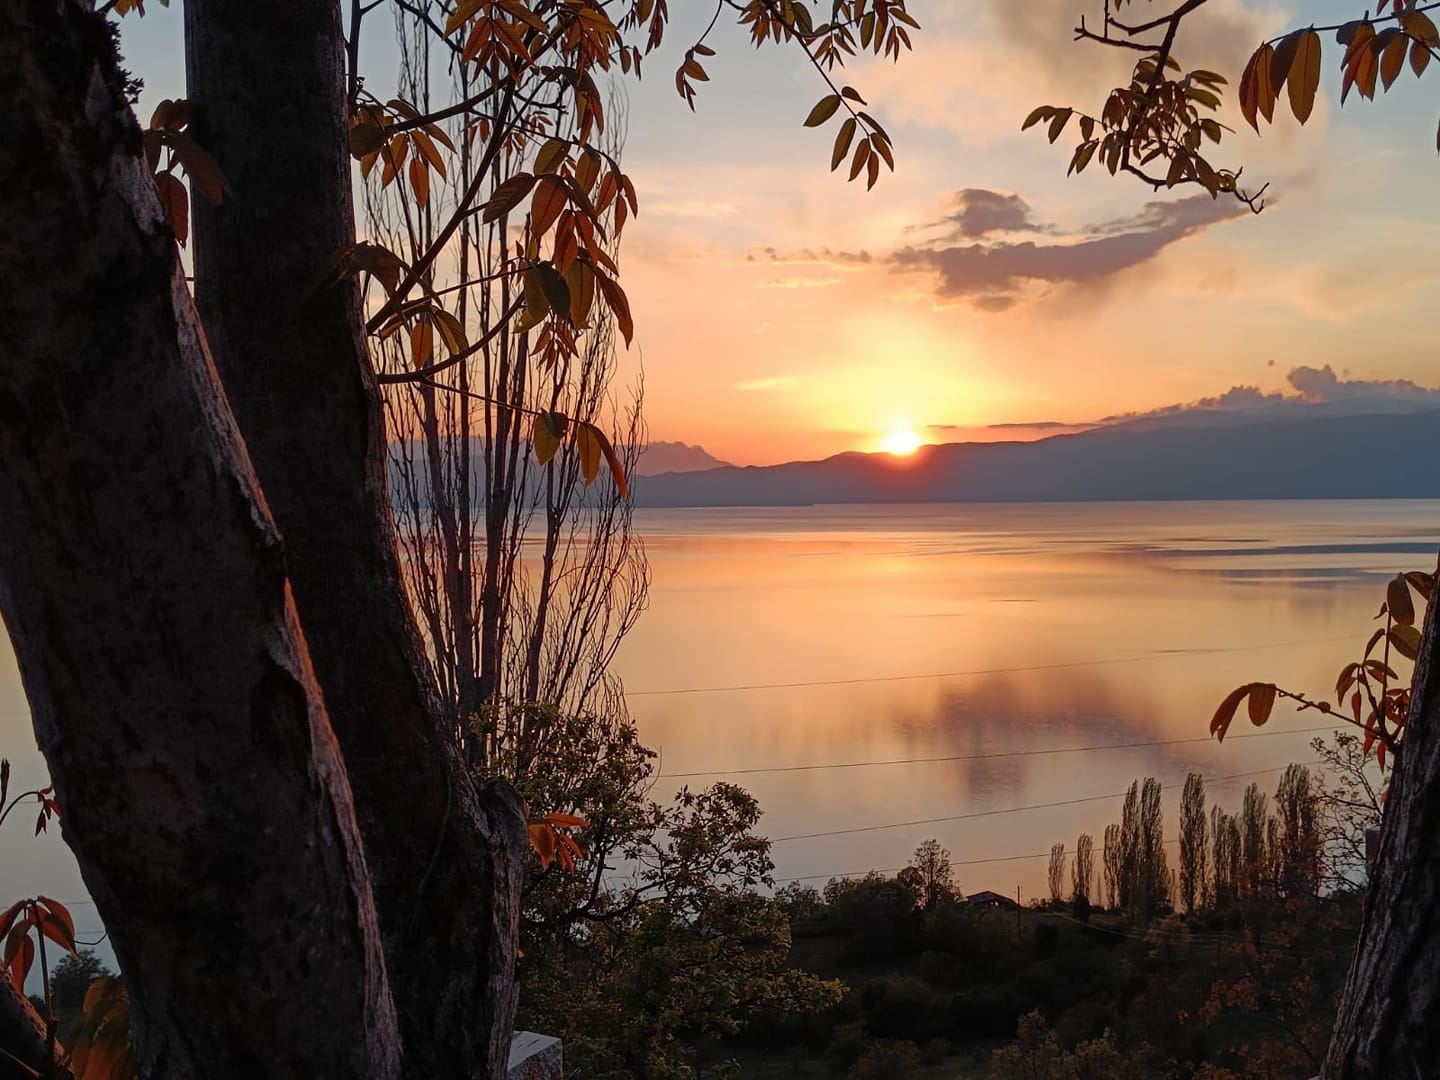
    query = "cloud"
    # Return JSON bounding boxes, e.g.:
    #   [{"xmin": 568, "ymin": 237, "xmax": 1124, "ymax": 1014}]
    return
[
  {"xmin": 857, "ymin": 0, "xmax": 1286, "ymax": 145},
  {"xmin": 924, "ymin": 367, "xmax": 1440, "ymax": 447},
  {"xmin": 747, "ymin": 246, "xmax": 873, "ymax": 266},
  {"xmin": 1285, "ymin": 365, "xmax": 1440, "ymax": 405},
  {"xmin": 646, "ymin": 200, "xmax": 740, "ymax": 220},
  {"xmin": 984, "ymin": 421, "xmax": 1091, "ymax": 431},
  {"xmin": 984, "ymin": 0, "xmax": 1274, "ymax": 103},
  {"xmin": 735, "ymin": 375, "xmax": 798, "ymax": 392},
  {"xmin": 892, "ymin": 194, "xmax": 1247, "ymax": 312},
  {"xmin": 755, "ymin": 277, "xmax": 842, "ymax": 290},
  {"xmin": 926, "ymin": 420, "xmax": 1098, "ymax": 443},
  {"xmin": 1096, "ymin": 366, "xmax": 1440, "ymax": 429},
  {"xmin": 941, "ymin": 189, "xmax": 1040, "ymax": 238}
]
